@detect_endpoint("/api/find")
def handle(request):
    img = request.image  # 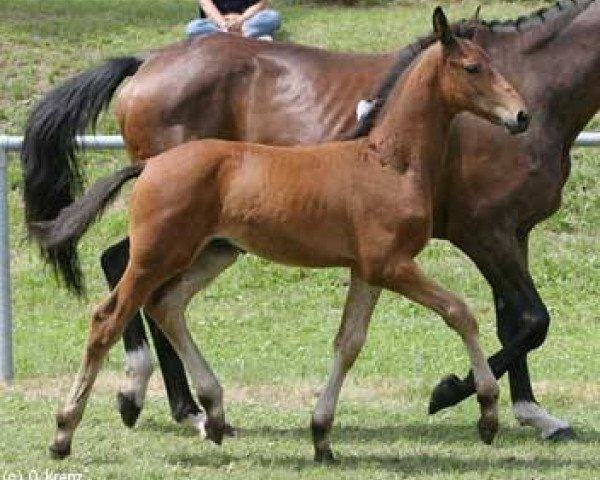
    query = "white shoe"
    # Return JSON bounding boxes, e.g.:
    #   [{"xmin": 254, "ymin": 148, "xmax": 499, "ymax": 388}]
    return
[{"xmin": 257, "ymin": 35, "xmax": 273, "ymax": 41}]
